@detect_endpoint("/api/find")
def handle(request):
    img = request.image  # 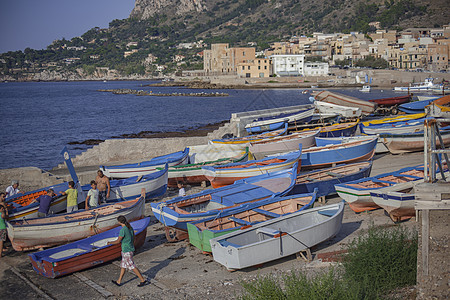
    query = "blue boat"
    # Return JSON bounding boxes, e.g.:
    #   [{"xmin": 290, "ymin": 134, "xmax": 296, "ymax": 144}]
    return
[
  {"xmin": 301, "ymin": 137, "xmax": 377, "ymax": 170},
  {"xmin": 150, "ymin": 165, "xmax": 298, "ymax": 242},
  {"xmin": 28, "ymin": 217, "xmax": 150, "ymax": 278},
  {"xmin": 187, "ymin": 190, "xmax": 317, "ymax": 252},
  {"xmin": 289, "ymin": 161, "xmax": 373, "ymax": 198},
  {"xmin": 398, "ymin": 99, "xmax": 434, "ymax": 114},
  {"xmin": 100, "ymin": 148, "xmax": 189, "ymax": 178},
  {"xmin": 245, "ymin": 107, "xmax": 315, "ymax": 134}
]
